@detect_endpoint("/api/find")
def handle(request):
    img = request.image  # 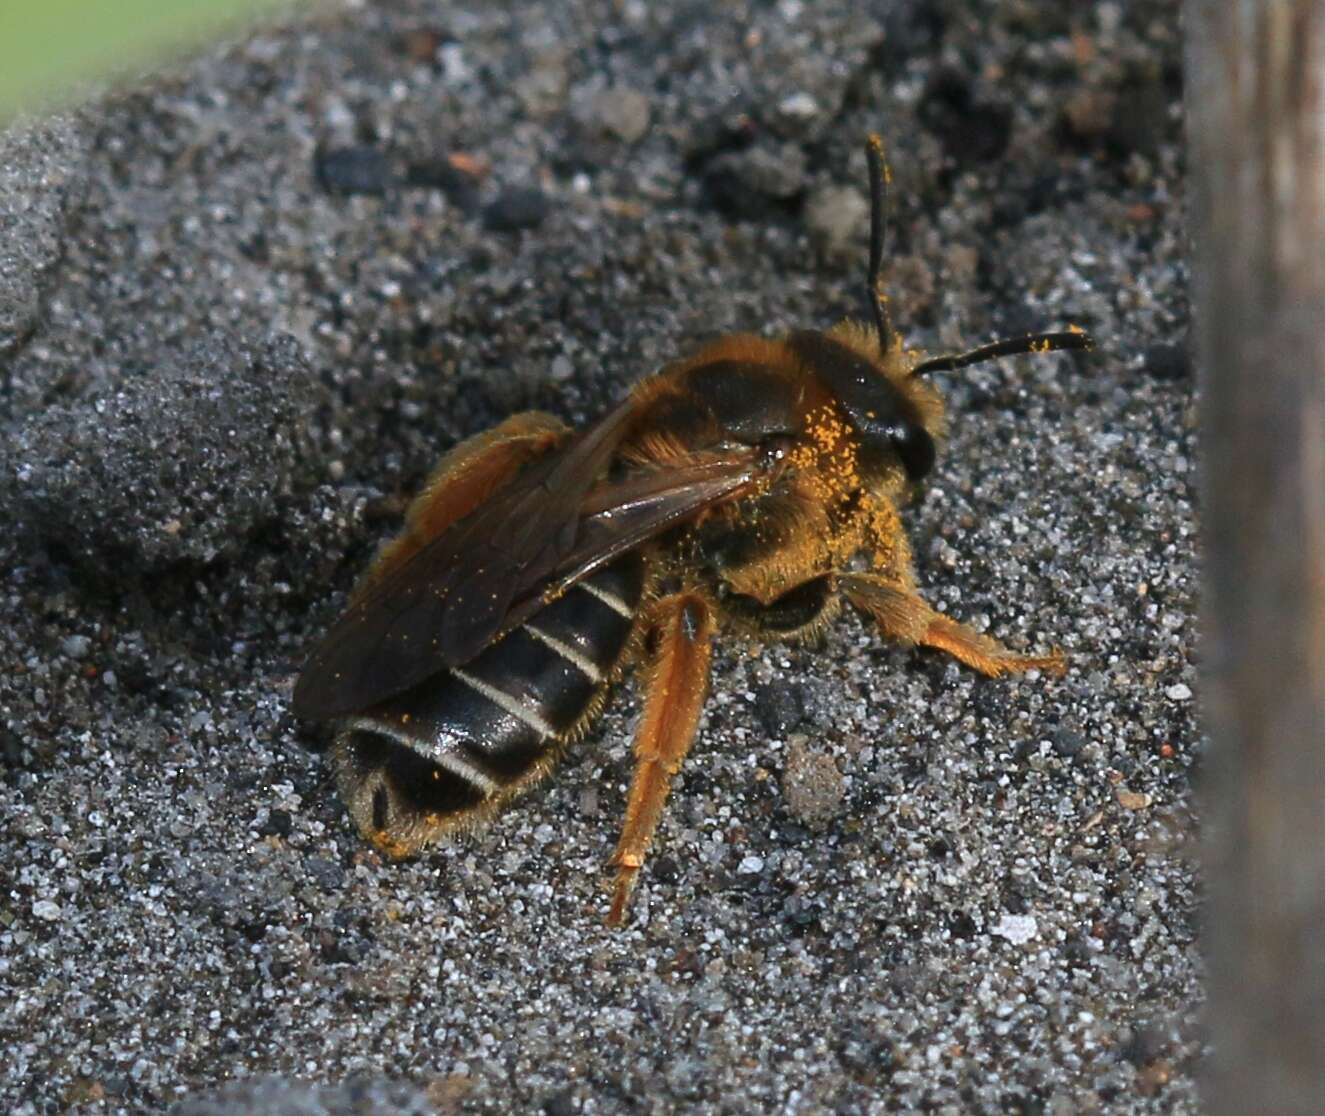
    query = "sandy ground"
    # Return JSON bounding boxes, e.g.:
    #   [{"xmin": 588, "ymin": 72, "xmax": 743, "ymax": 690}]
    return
[{"xmin": 0, "ymin": 1, "xmax": 1198, "ymax": 1112}]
